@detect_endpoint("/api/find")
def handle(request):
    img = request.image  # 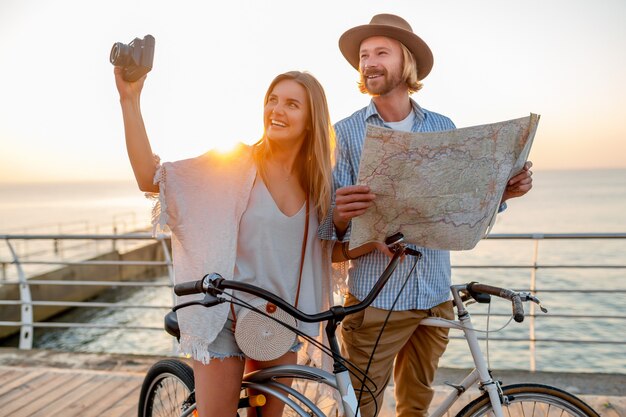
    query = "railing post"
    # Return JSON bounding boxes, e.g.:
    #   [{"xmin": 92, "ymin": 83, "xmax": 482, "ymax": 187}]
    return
[
  {"xmin": 6, "ymin": 240, "xmax": 33, "ymax": 349},
  {"xmin": 159, "ymin": 236, "xmax": 177, "ymax": 355},
  {"xmin": 56, "ymin": 223, "xmax": 64, "ymax": 257},
  {"xmin": 529, "ymin": 238, "xmax": 539, "ymax": 372}
]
